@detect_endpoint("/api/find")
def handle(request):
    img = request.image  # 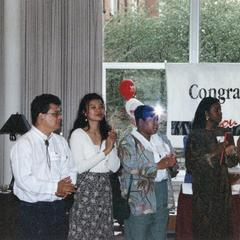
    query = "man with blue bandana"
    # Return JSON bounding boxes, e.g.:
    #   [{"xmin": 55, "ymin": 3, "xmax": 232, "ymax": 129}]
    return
[{"xmin": 118, "ymin": 105, "xmax": 177, "ymax": 240}]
